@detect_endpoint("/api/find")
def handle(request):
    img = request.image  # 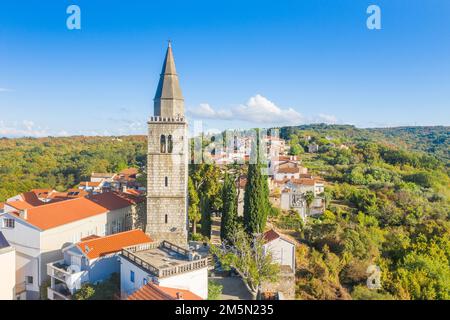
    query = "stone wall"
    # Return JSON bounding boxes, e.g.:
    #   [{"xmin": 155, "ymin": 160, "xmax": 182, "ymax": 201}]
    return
[{"xmin": 260, "ymin": 266, "xmax": 296, "ymax": 300}]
